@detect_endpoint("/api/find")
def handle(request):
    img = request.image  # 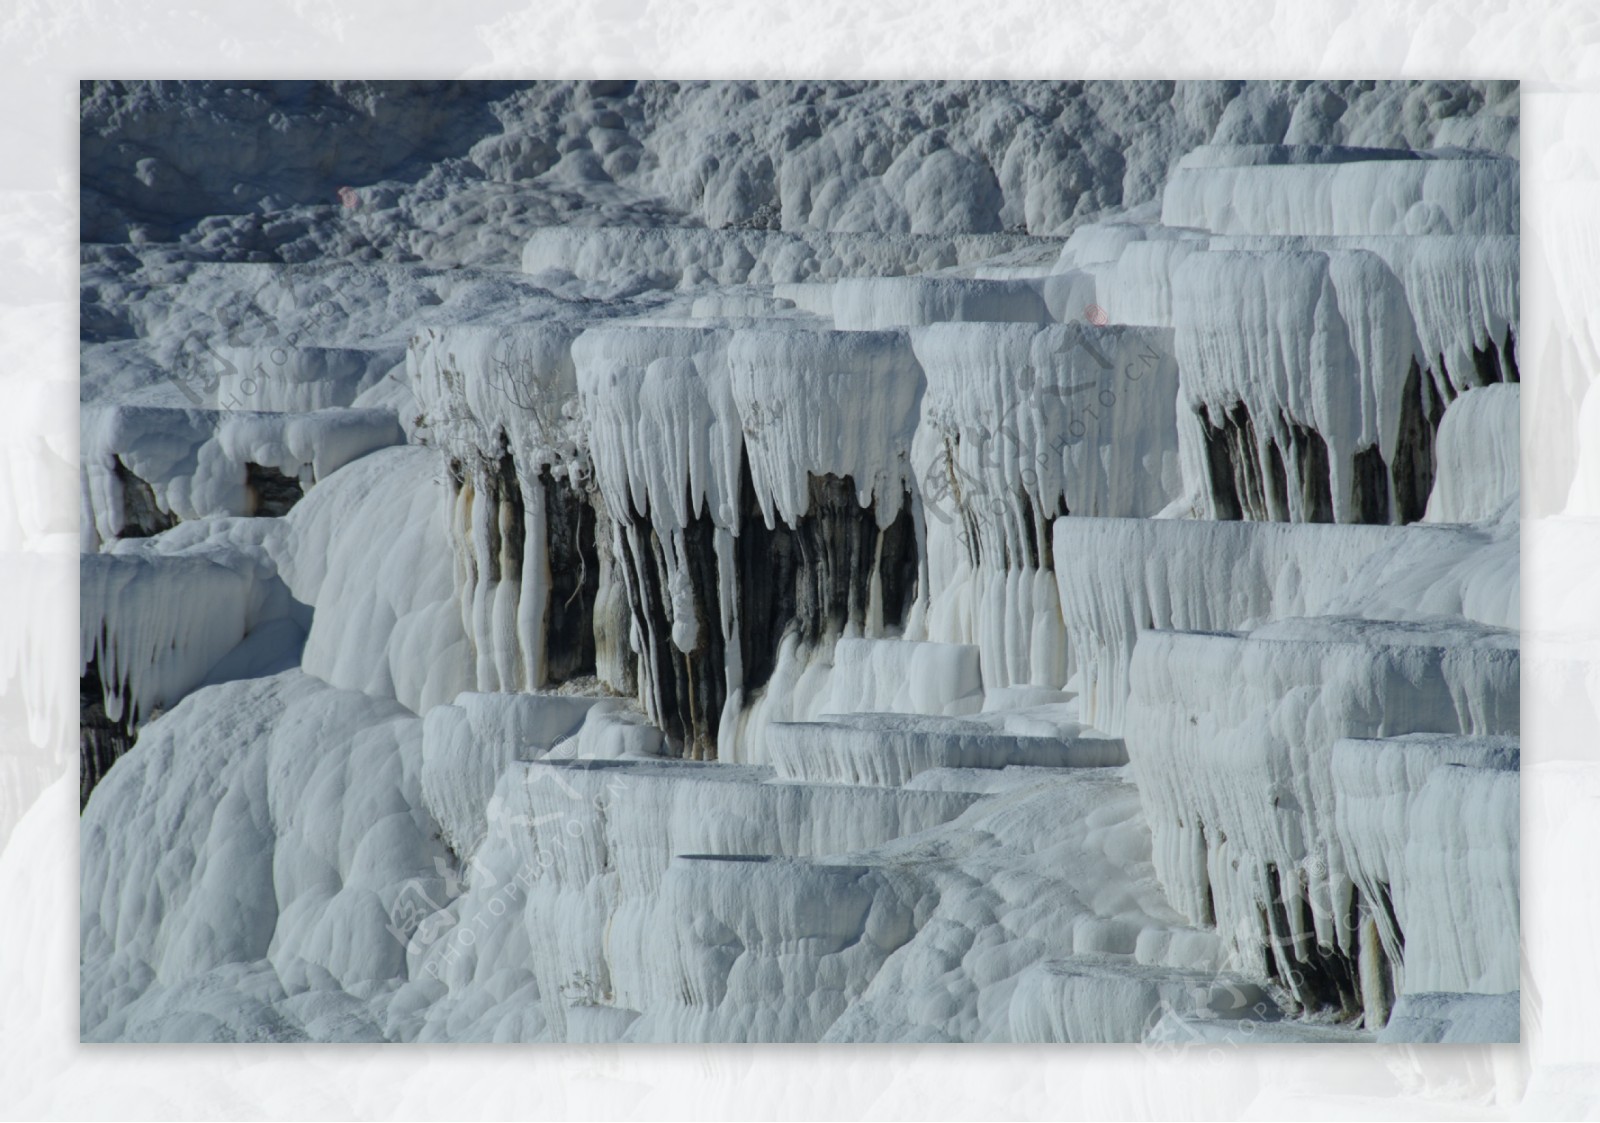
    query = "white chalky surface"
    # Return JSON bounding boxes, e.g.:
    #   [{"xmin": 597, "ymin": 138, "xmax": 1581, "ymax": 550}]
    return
[{"xmin": 78, "ymin": 80, "xmax": 1519, "ymax": 1044}]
